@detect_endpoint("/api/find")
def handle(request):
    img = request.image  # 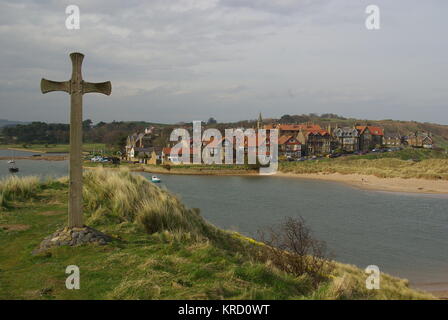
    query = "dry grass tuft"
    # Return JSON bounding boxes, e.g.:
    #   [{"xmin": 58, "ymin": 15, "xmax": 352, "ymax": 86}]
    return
[
  {"xmin": 0, "ymin": 175, "xmax": 40, "ymax": 208},
  {"xmin": 83, "ymin": 168, "xmax": 215, "ymax": 238}
]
